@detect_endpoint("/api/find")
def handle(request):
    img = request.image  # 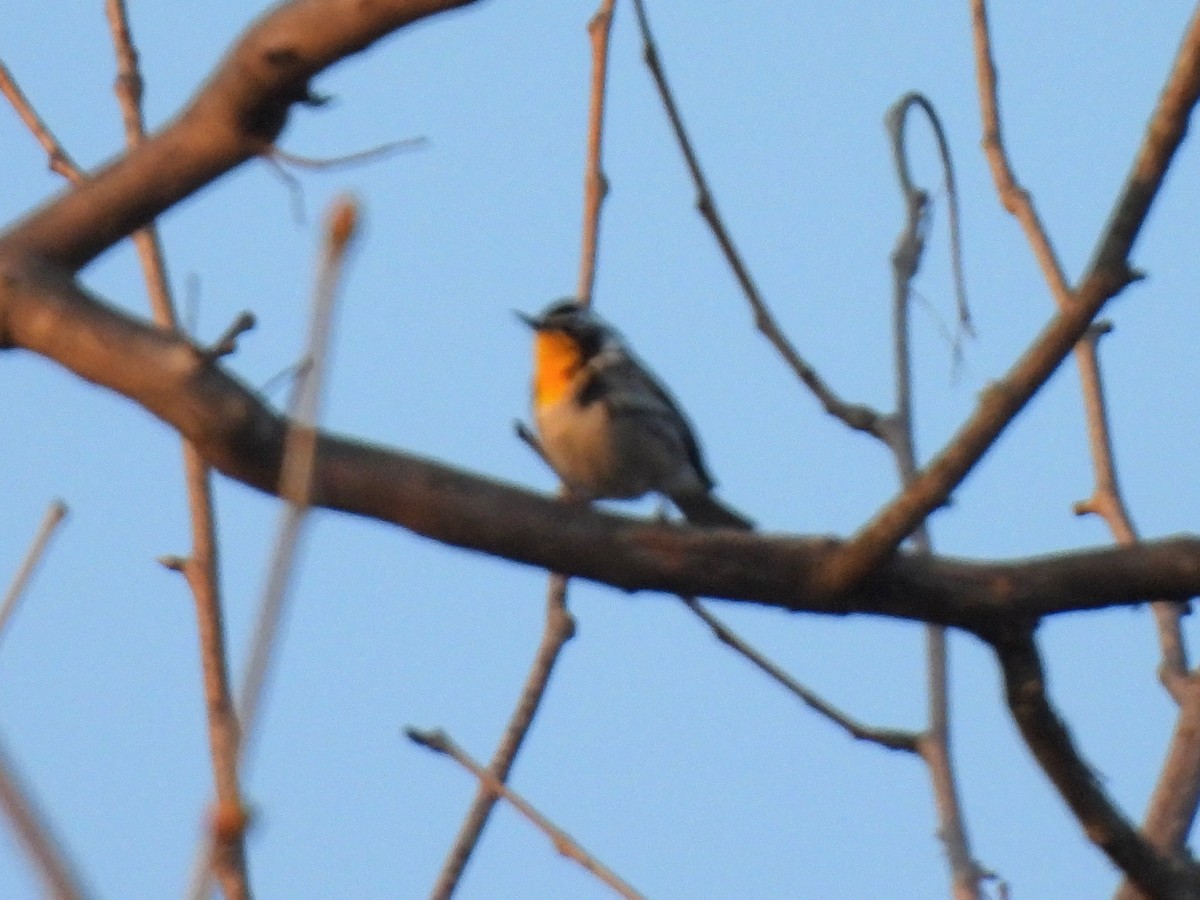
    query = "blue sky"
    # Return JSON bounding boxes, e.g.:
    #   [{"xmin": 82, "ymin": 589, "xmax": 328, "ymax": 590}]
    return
[{"xmin": 2, "ymin": 2, "xmax": 1200, "ymax": 897}]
